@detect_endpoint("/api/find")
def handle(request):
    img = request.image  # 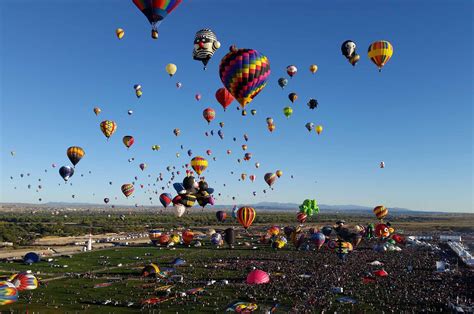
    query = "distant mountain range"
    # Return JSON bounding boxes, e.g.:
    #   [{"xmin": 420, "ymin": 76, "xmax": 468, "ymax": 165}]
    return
[{"xmin": 0, "ymin": 201, "xmax": 441, "ymax": 214}]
